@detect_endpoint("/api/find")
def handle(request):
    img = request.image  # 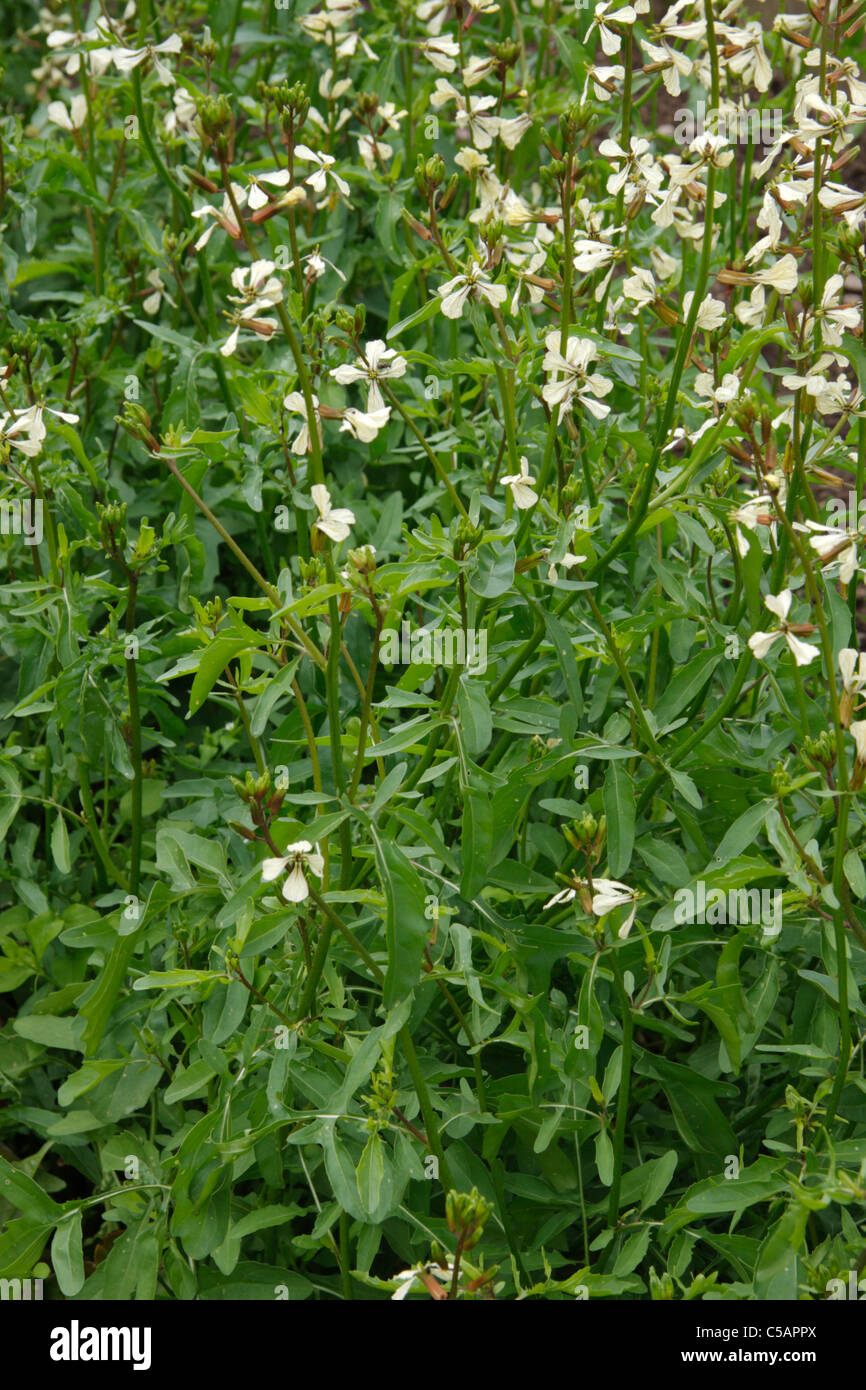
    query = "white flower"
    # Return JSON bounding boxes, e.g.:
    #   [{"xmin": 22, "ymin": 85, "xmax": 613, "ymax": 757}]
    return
[
  {"xmin": 391, "ymin": 1263, "xmax": 453, "ymax": 1301},
  {"xmin": 283, "ymin": 391, "xmax": 322, "ymax": 456},
  {"xmin": 688, "ymin": 131, "xmax": 734, "ymax": 168},
  {"xmin": 454, "ymin": 148, "xmax": 489, "ymax": 175},
  {"xmin": 639, "ymin": 39, "xmax": 692, "ymax": 97},
  {"xmin": 297, "ymin": 0, "xmax": 360, "ymax": 40},
  {"xmin": 804, "ymin": 273, "xmax": 861, "ymax": 347},
  {"xmin": 683, "ymin": 291, "xmax": 726, "ymax": 332},
  {"xmin": 501, "ymin": 457, "xmax": 538, "ymax": 510},
  {"xmin": 582, "ymin": 63, "xmax": 626, "ymax": 102},
  {"xmin": 110, "ymin": 34, "xmax": 182, "ymax": 84},
  {"xmin": 591, "ymin": 878, "xmax": 640, "ymax": 938},
  {"xmin": 419, "ymin": 36, "xmax": 460, "ymax": 72},
  {"xmin": 780, "ymin": 354, "xmax": 853, "ymax": 416},
  {"xmin": 541, "ymin": 333, "xmax": 613, "ymax": 421},
  {"xmin": 312, "ymin": 484, "xmax": 355, "ymax": 542},
  {"xmin": 598, "ymin": 136, "xmax": 663, "ymax": 200},
  {"xmin": 694, "ymin": 371, "xmax": 739, "ymax": 405},
  {"xmin": 463, "ymin": 55, "xmax": 496, "ymax": 86},
  {"xmin": 46, "ymin": 93, "xmax": 88, "ymax": 131},
  {"xmin": 261, "ymin": 841, "xmax": 325, "ymax": 903},
  {"xmin": 730, "ymin": 487, "xmax": 783, "ymax": 557},
  {"xmin": 572, "ymin": 237, "xmax": 619, "ymax": 274},
  {"xmin": 748, "ymin": 589, "xmax": 820, "ymax": 667},
  {"xmin": 543, "ymin": 875, "xmax": 639, "ymax": 938},
  {"xmin": 851, "ymin": 721, "xmax": 866, "ymax": 765},
  {"xmin": 228, "ymin": 259, "xmax": 283, "ymax": 315},
  {"xmin": 622, "ymin": 266, "xmax": 657, "ymax": 309},
  {"xmin": 818, "ymin": 180, "xmax": 866, "ymax": 231},
  {"xmin": 358, "ymin": 133, "xmax": 393, "ymax": 170},
  {"xmin": 141, "ymin": 269, "xmax": 176, "ymax": 316},
  {"xmin": 340, "ymin": 407, "xmax": 391, "ymax": 442},
  {"xmin": 429, "ymin": 80, "xmax": 500, "ymax": 148},
  {"xmin": 838, "ymin": 647, "xmax": 866, "ymax": 725},
  {"xmin": 331, "ymin": 340, "xmax": 407, "ymax": 412},
  {"xmin": 191, "ymin": 184, "xmax": 249, "ymax": 251},
  {"xmin": 302, "ymin": 248, "xmax": 346, "ymax": 284},
  {"xmin": 751, "ymin": 254, "xmax": 799, "ymax": 295},
  {"xmin": 246, "ymin": 167, "xmax": 294, "ymax": 211},
  {"xmin": 294, "ymin": 145, "xmax": 350, "ymax": 197},
  {"xmin": 796, "ymin": 519, "xmax": 862, "ymax": 587},
  {"xmin": 46, "ymin": 25, "xmax": 116, "ymax": 78},
  {"xmin": 839, "ymin": 647, "xmax": 866, "ymax": 695},
  {"xmin": 437, "ymin": 264, "xmax": 507, "ymax": 319},
  {"xmin": 734, "ymin": 285, "xmax": 766, "ymax": 328},
  {"xmin": 586, "ymin": 1, "xmax": 638, "ymax": 57},
  {"xmin": 496, "ymin": 114, "xmax": 534, "ymax": 149},
  {"xmin": 164, "ymin": 87, "xmax": 197, "ymax": 136},
  {"xmin": 318, "ymin": 67, "xmax": 352, "ymax": 101},
  {"xmin": 661, "ymin": 419, "xmax": 715, "ymax": 453},
  {"xmin": 547, "ymin": 551, "xmax": 586, "ymax": 583},
  {"xmin": 0, "ymin": 407, "xmax": 47, "ymax": 457}
]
